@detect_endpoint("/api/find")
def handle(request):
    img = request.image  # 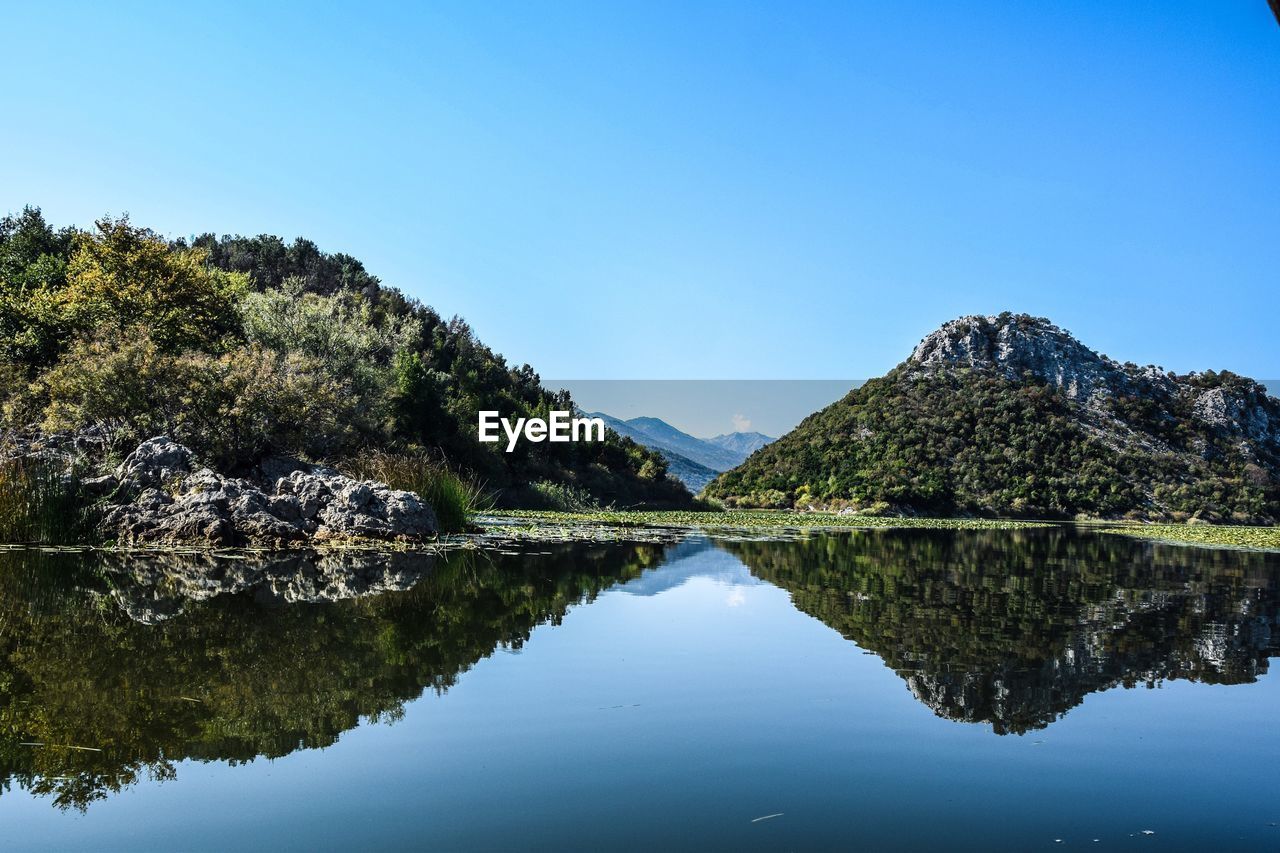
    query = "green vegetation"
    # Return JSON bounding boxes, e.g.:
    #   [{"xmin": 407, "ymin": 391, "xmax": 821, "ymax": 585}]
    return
[
  {"xmin": 345, "ymin": 450, "xmax": 492, "ymax": 533},
  {"xmin": 0, "ymin": 458, "xmax": 96, "ymax": 544},
  {"xmin": 0, "ymin": 206, "xmax": 691, "ymax": 531},
  {"xmin": 489, "ymin": 508, "xmax": 1050, "ymax": 531},
  {"xmin": 526, "ymin": 480, "xmax": 607, "ymax": 512},
  {"xmin": 1098, "ymin": 523, "xmax": 1280, "ymax": 551},
  {"xmin": 706, "ymin": 360, "xmax": 1279, "ymax": 523}
]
